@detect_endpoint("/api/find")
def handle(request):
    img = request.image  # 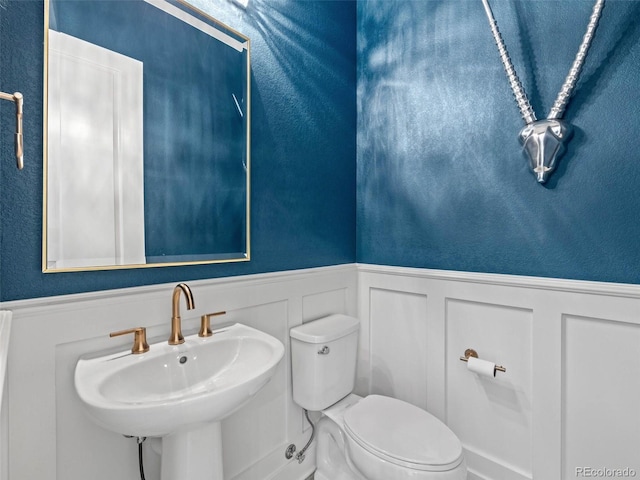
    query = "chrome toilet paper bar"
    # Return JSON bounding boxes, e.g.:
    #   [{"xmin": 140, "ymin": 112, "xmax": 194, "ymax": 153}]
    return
[{"xmin": 459, "ymin": 348, "xmax": 506, "ymax": 373}]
